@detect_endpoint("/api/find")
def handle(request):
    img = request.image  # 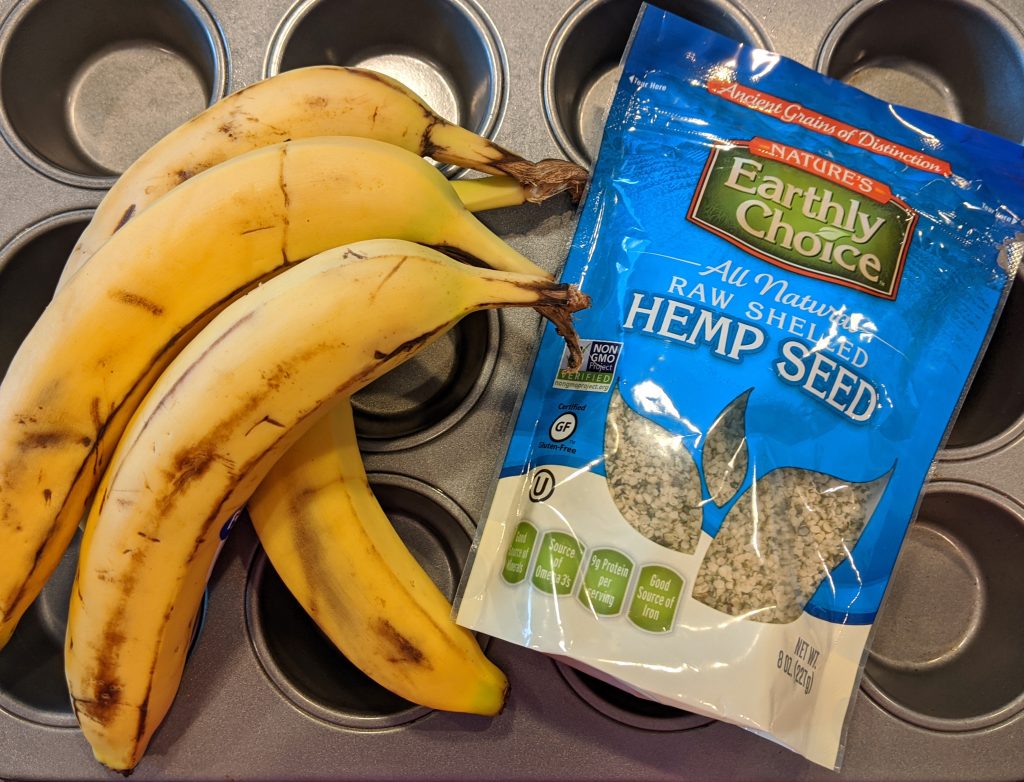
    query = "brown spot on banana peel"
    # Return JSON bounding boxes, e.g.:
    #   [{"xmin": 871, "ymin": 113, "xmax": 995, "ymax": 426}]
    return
[
  {"xmin": 18, "ymin": 429, "xmax": 77, "ymax": 450},
  {"xmin": 166, "ymin": 444, "xmax": 220, "ymax": 496},
  {"xmin": 278, "ymin": 147, "xmax": 291, "ymax": 263},
  {"xmin": 111, "ymin": 290, "xmax": 165, "ymax": 317},
  {"xmin": 419, "ymin": 116, "xmax": 445, "ymax": 160},
  {"xmin": 73, "ymin": 674, "xmax": 126, "ymax": 728},
  {"xmin": 114, "ymin": 204, "xmax": 136, "ymax": 233},
  {"xmin": 376, "ymin": 618, "xmax": 430, "ymax": 666},
  {"xmin": 367, "ymin": 257, "xmax": 408, "ymax": 304},
  {"xmin": 183, "ymin": 538, "xmax": 207, "ymax": 567},
  {"xmin": 373, "ymin": 322, "xmax": 449, "ymax": 363},
  {"xmin": 244, "ymin": 415, "xmax": 286, "ymax": 437},
  {"xmin": 286, "ymin": 495, "xmax": 352, "ymax": 624},
  {"xmin": 90, "ymin": 398, "xmax": 104, "ymax": 434},
  {"xmin": 150, "ymin": 340, "xmax": 328, "ymax": 518}
]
